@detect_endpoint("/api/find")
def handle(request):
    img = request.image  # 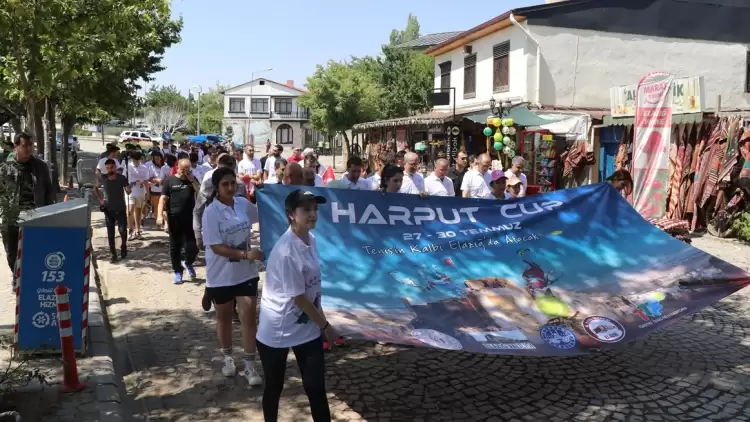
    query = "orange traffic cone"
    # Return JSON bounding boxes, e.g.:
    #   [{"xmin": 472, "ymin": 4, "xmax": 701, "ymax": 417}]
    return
[{"xmin": 63, "ymin": 195, "xmax": 68, "ymax": 202}]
